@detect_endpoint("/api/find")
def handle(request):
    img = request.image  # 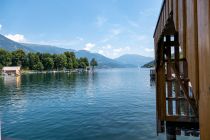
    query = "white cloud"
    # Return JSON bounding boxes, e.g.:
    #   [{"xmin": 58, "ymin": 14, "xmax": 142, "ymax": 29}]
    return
[
  {"xmin": 36, "ymin": 37, "xmax": 84, "ymax": 49},
  {"xmin": 97, "ymin": 44, "xmax": 131, "ymax": 58},
  {"xmin": 113, "ymin": 47, "xmax": 130, "ymax": 53},
  {"xmin": 144, "ymin": 48, "xmax": 154, "ymax": 52},
  {"xmin": 98, "ymin": 50, "xmax": 104, "ymax": 55},
  {"xmin": 102, "ymin": 44, "xmax": 112, "ymax": 49},
  {"xmin": 96, "ymin": 16, "xmax": 107, "ymax": 27},
  {"xmin": 84, "ymin": 43, "xmax": 95, "ymax": 51},
  {"xmin": 5, "ymin": 34, "xmax": 27, "ymax": 43},
  {"xmin": 0, "ymin": 24, "xmax": 2, "ymax": 31}
]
